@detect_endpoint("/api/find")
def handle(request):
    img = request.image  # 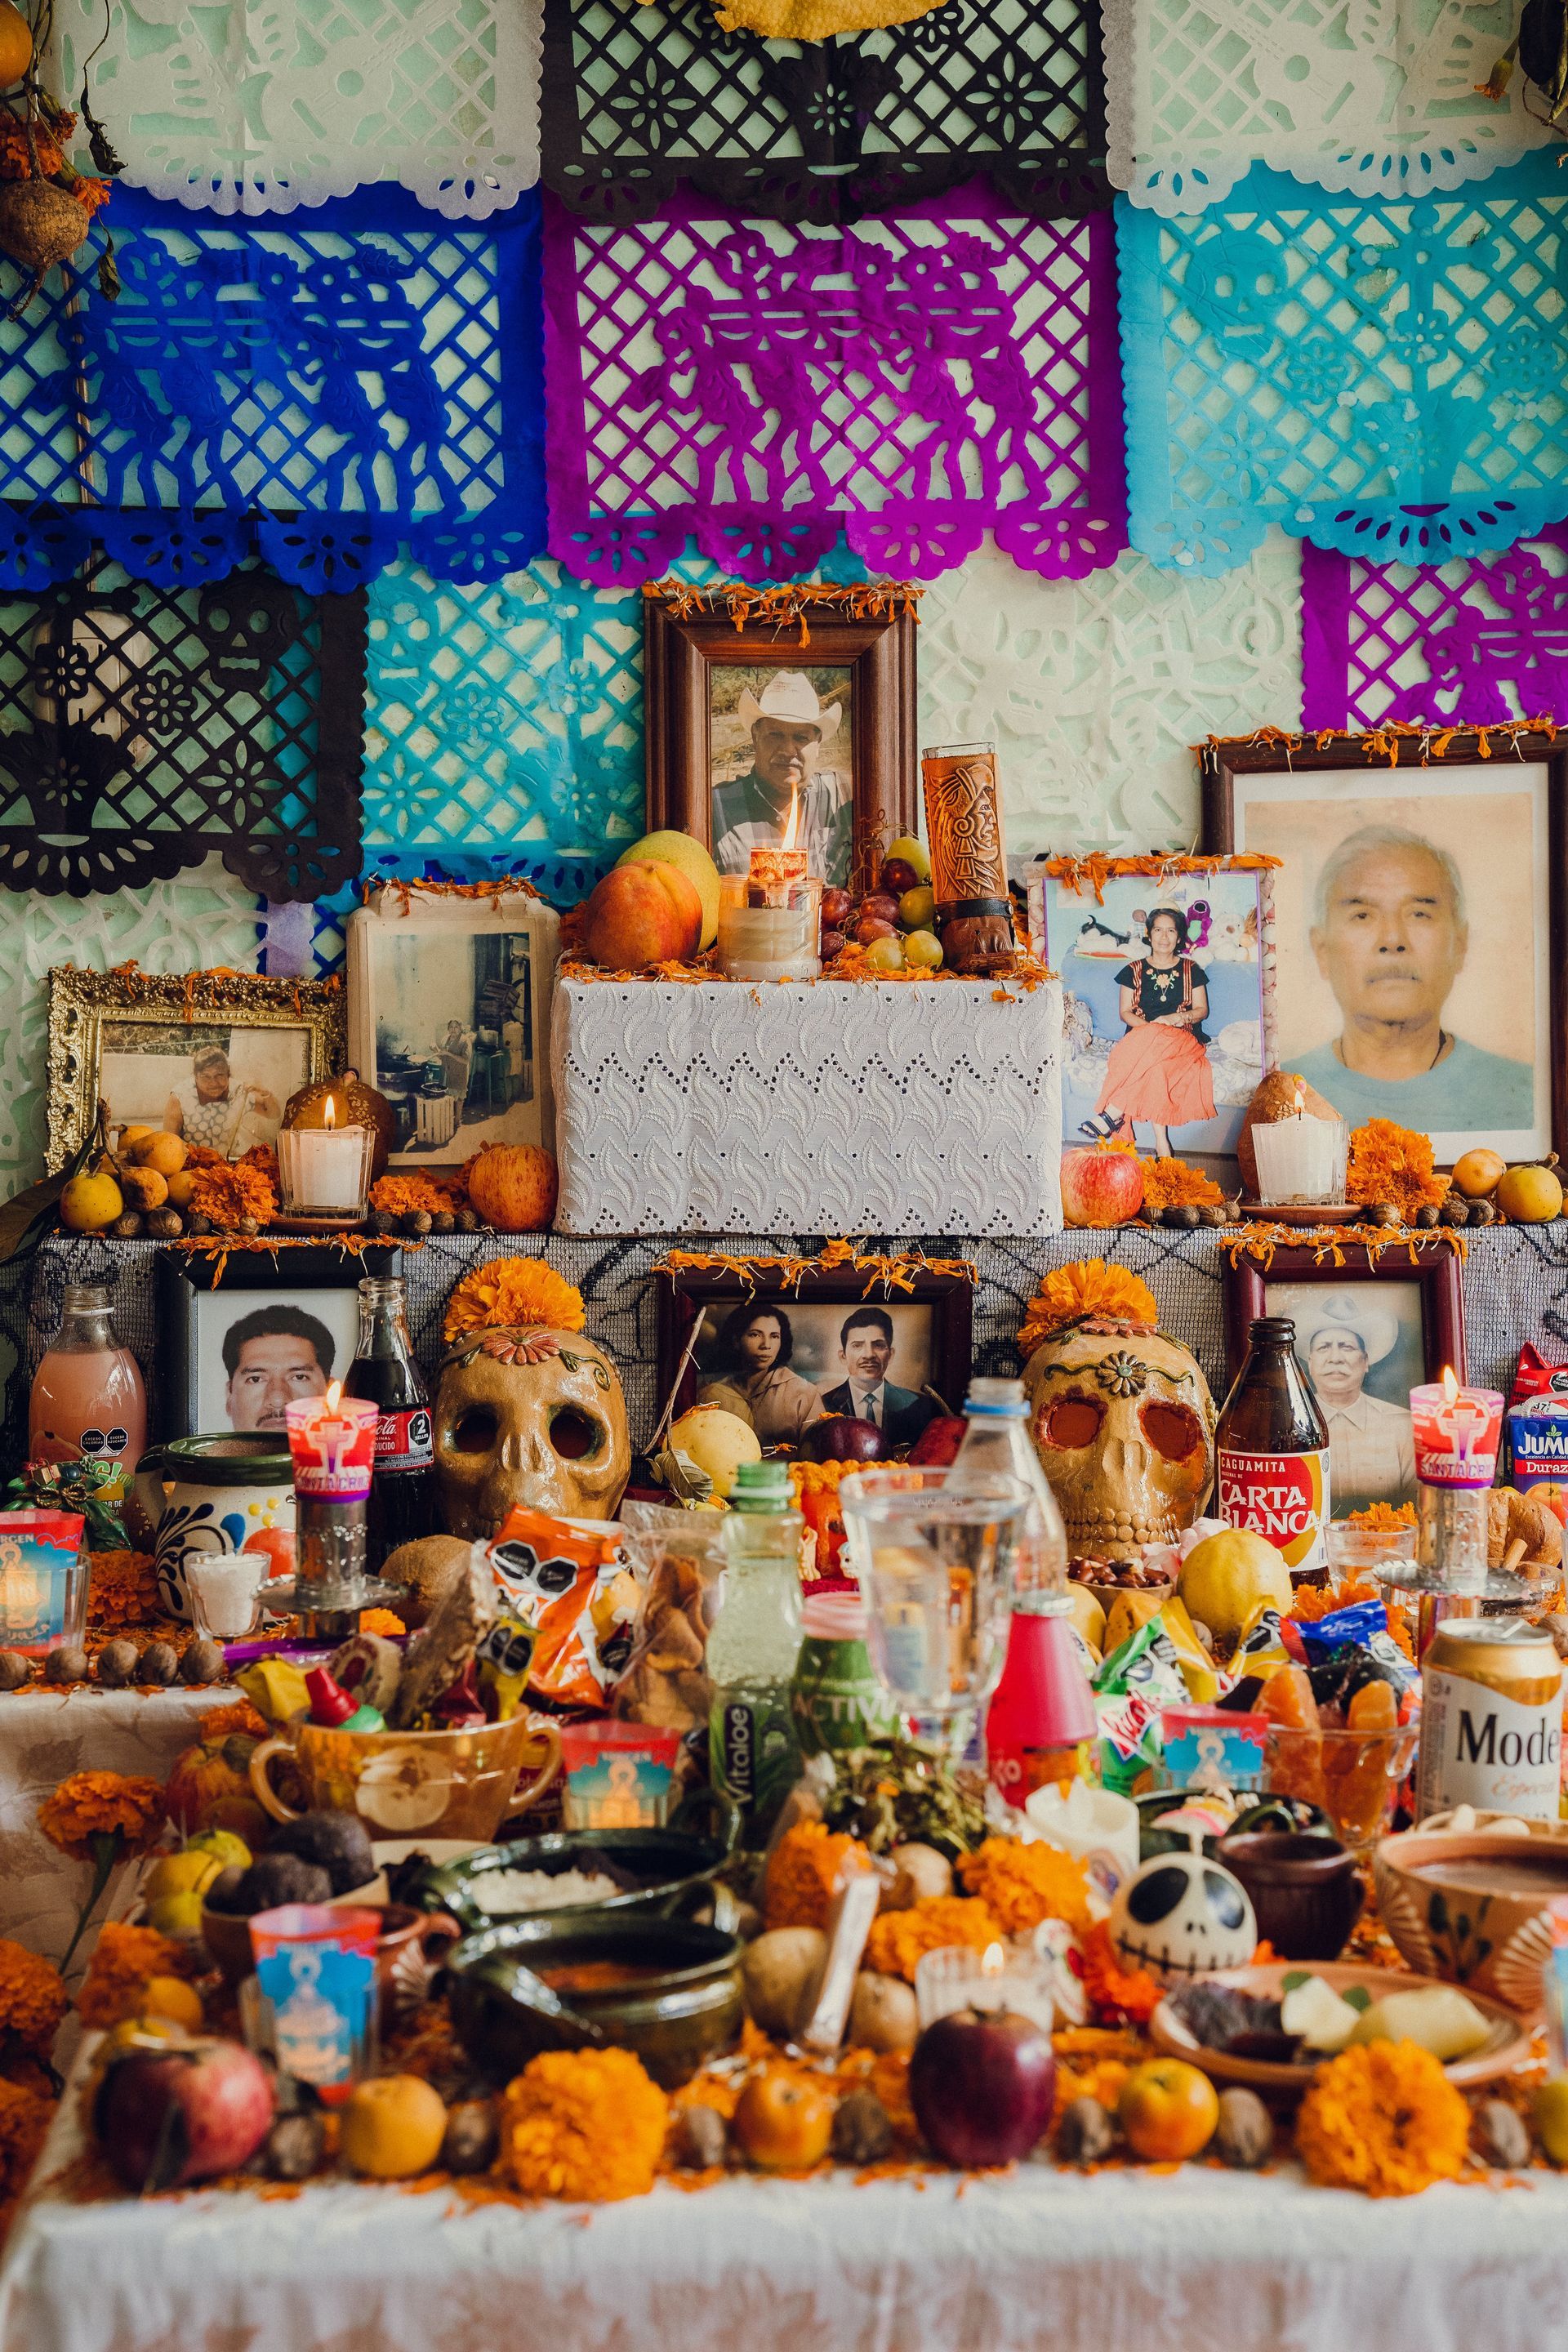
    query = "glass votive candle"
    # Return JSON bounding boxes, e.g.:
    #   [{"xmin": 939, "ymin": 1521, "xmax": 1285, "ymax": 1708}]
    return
[
  {"xmin": 716, "ymin": 871, "xmax": 822, "ymax": 981},
  {"xmin": 248, "ymin": 1904, "xmax": 381, "ymax": 2103},
  {"xmin": 277, "ymin": 1121, "xmax": 374, "ymax": 1218},
  {"xmin": 284, "ymin": 1387, "xmax": 378, "ymax": 1500},
  {"xmin": 1250, "ymin": 1107, "xmax": 1348, "ymax": 1205},
  {"xmin": 0, "ymin": 1508, "xmax": 89, "ymax": 1656},
  {"xmin": 914, "ymin": 1940, "xmax": 1055, "ymax": 2034},
  {"xmin": 185, "ymin": 1552, "xmax": 267, "ymax": 1641}
]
